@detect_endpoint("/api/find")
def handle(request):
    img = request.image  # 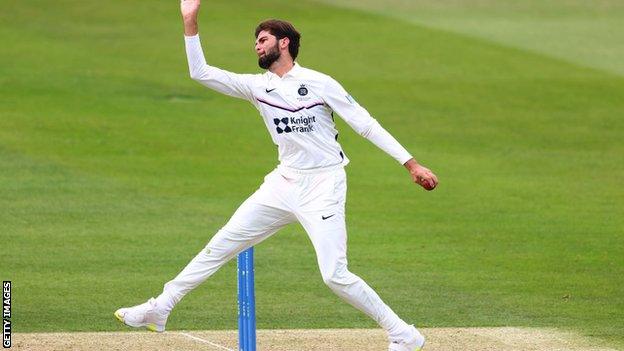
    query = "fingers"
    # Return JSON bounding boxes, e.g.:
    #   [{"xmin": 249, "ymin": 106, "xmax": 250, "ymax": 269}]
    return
[
  {"xmin": 429, "ymin": 173, "xmax": 438, "ymax": 188},
  {"xmin": 415, "ymin": 171, "xmax": 438, "ymax": 191},
  {"xmin": 423, "ymin": 178, "xmax": 436, "ymax": 190}
]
